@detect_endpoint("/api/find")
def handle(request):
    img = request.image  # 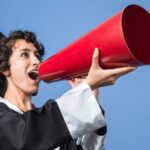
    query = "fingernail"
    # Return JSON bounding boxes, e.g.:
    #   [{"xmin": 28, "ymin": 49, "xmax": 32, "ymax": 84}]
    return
[
  {"xmin": 94, "ymin": 48, "xmax": 99, "ymax": 55},
  {"xmin": 132, "ymin": 67, "xmax": 136, "ymax": 70},
  {"xmin": 130, "ymin": 66, "xmax": 136, "ymax": 70}
]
